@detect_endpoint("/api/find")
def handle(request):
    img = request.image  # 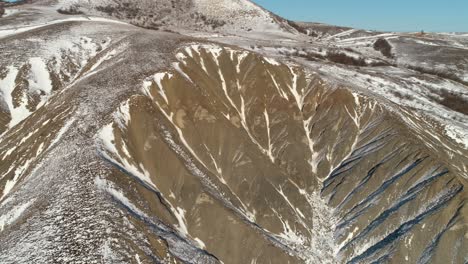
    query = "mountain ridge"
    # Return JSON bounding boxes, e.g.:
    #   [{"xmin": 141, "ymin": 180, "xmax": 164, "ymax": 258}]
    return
[{"xmin": 0, "ymin": 1, "xmax": 467, "ymax": 263}]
